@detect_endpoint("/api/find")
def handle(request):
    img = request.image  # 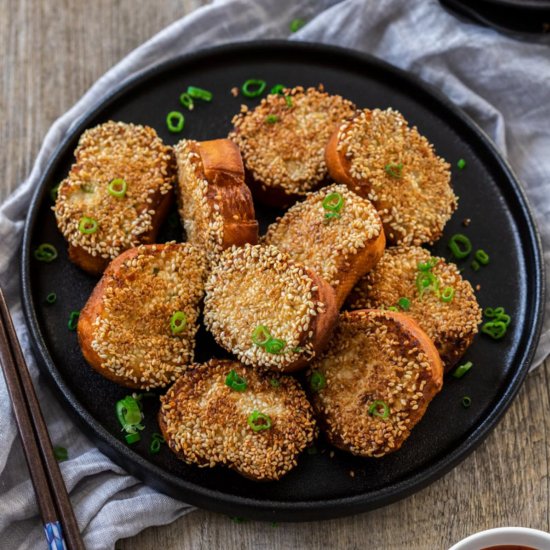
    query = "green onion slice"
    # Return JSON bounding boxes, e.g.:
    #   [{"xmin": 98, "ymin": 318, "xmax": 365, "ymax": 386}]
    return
[
  {"xmin": 116, "ymin": 395, "xmax": 144, "ymax": 435},
  {"xmin": 385, "ymin": 162, "xmax": 403, "ymax": 178},
  {"xmin": 166, "ymin": 111, "xmax": 185, "ymax": 133},
  {"xmin": 125, "ymin": 433, "xmax": 141, "ymax": 444},
  {"xmin": 270, "ymin": 378, "xmax": 280, "ymax": 387},
  {"xmin": 417, "ymin": 258, "xmax": 437, "ymax": 272},
  {"xmin": 462, "ymin": 396, "xmax": 472, "ymax": 408},
  {"xmin": 309, "ymin": 370, "xmax": 326, "ymax": 392},
  {"xmin": 270, "ymin": 84, "xmax": 285, "ymax": 95},
  {"xmin": 170, "ymin": 311, "xmax": 187, "ymax": 334},
  {"xmin": 265, "ymin": 338, "xmax": 286, "ymax": 354},
  {"xmin": 225, "ymin": 369, "xmax": 247, "ymax": 392},
  {"xmin": 252, "ymin": 325, "xmax": 271, "ymax": 346},
  {"xmin": 452, "ymin": 361, "xmax": 473, "ymax": 379},
  {"xmin": 78, "ymin": 216, "xmax": 98, "ymax": 234},
  {"xmin": 108, "ymin": 178, "xmax": 127, "ymax": 198},
  {"xmin": 53, "ymin": 446, "xmax": 68, "ymax": 462},
  {"xmin": 416, "ymin": 271, "xmax": 439, "ymax": 299},
  {"xmin": 368, "ymin": 400, "xmax": 390, "ymax": 419},
  {"xmin": 474, "ymin": 249, "xmax": 490, "ymax": 265},
  {"xmin": 149, "ymin": 433, "xmax": 165, "ymax": 454},
  {"xmin": 457, "ymin": 158, "xmax": 466, "ymax": 170},
  {"xmin": 441, "ymin": 286, "xmax": 455, "ymax": 303},
  {"xmin": 179, "ymin": 92, "xmax": 194, "ymax": 110},
  {"xmin": 34, "ymin": 243, "xmax": 58, "ymax": 262},
  {"xmin": 187, "ymin": 86, "xmax": 213, "ymax": 102},
  {"xmin": 266, "ymin": 114, "xmax": 279, "ymax": 124},
  {"xmin": 67, "ymin": 311, "xmax": 80, "ymax": 331},
  {"xmin": 241, "ymin": 79, "xmax": 266, "ymax": 98},
  {"xmin": 290, "ymin": 18, "xmax": 306, "ymax": 32},
  {"xmin": 322, "ymin": 192, "xmax": 344, "ymax": 214},
  {"xmin": 387, "ymin": 306, "xmax": 399, "ymax": 312},
  {"xmin": 481, "ymin": 320, "xmax": 507, "ymax": 340},
  {"xmin": 397, "ymin": 297, "xmax": 411, "ymax": 311},
  {"xmin": 50, "ymin": 184, "xmax": 60, "ymax": 202},
  {"xmin": 247, "ymin": 410, "xmax": 272, "ymax": 432},
  {"xmin": 448, "ymin": 233, "xmax": 472, "ymax": 259},
  {"xmin": 46, "ymin": 292, "xmax": 57, "ymax": 305},
  {"xmin": 284, "ymin": 95, "xmax": 293, "ymax": 108},
  {"xmin": 471, "ymin": 260, "xmax": 480, "ymax": 271}
]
